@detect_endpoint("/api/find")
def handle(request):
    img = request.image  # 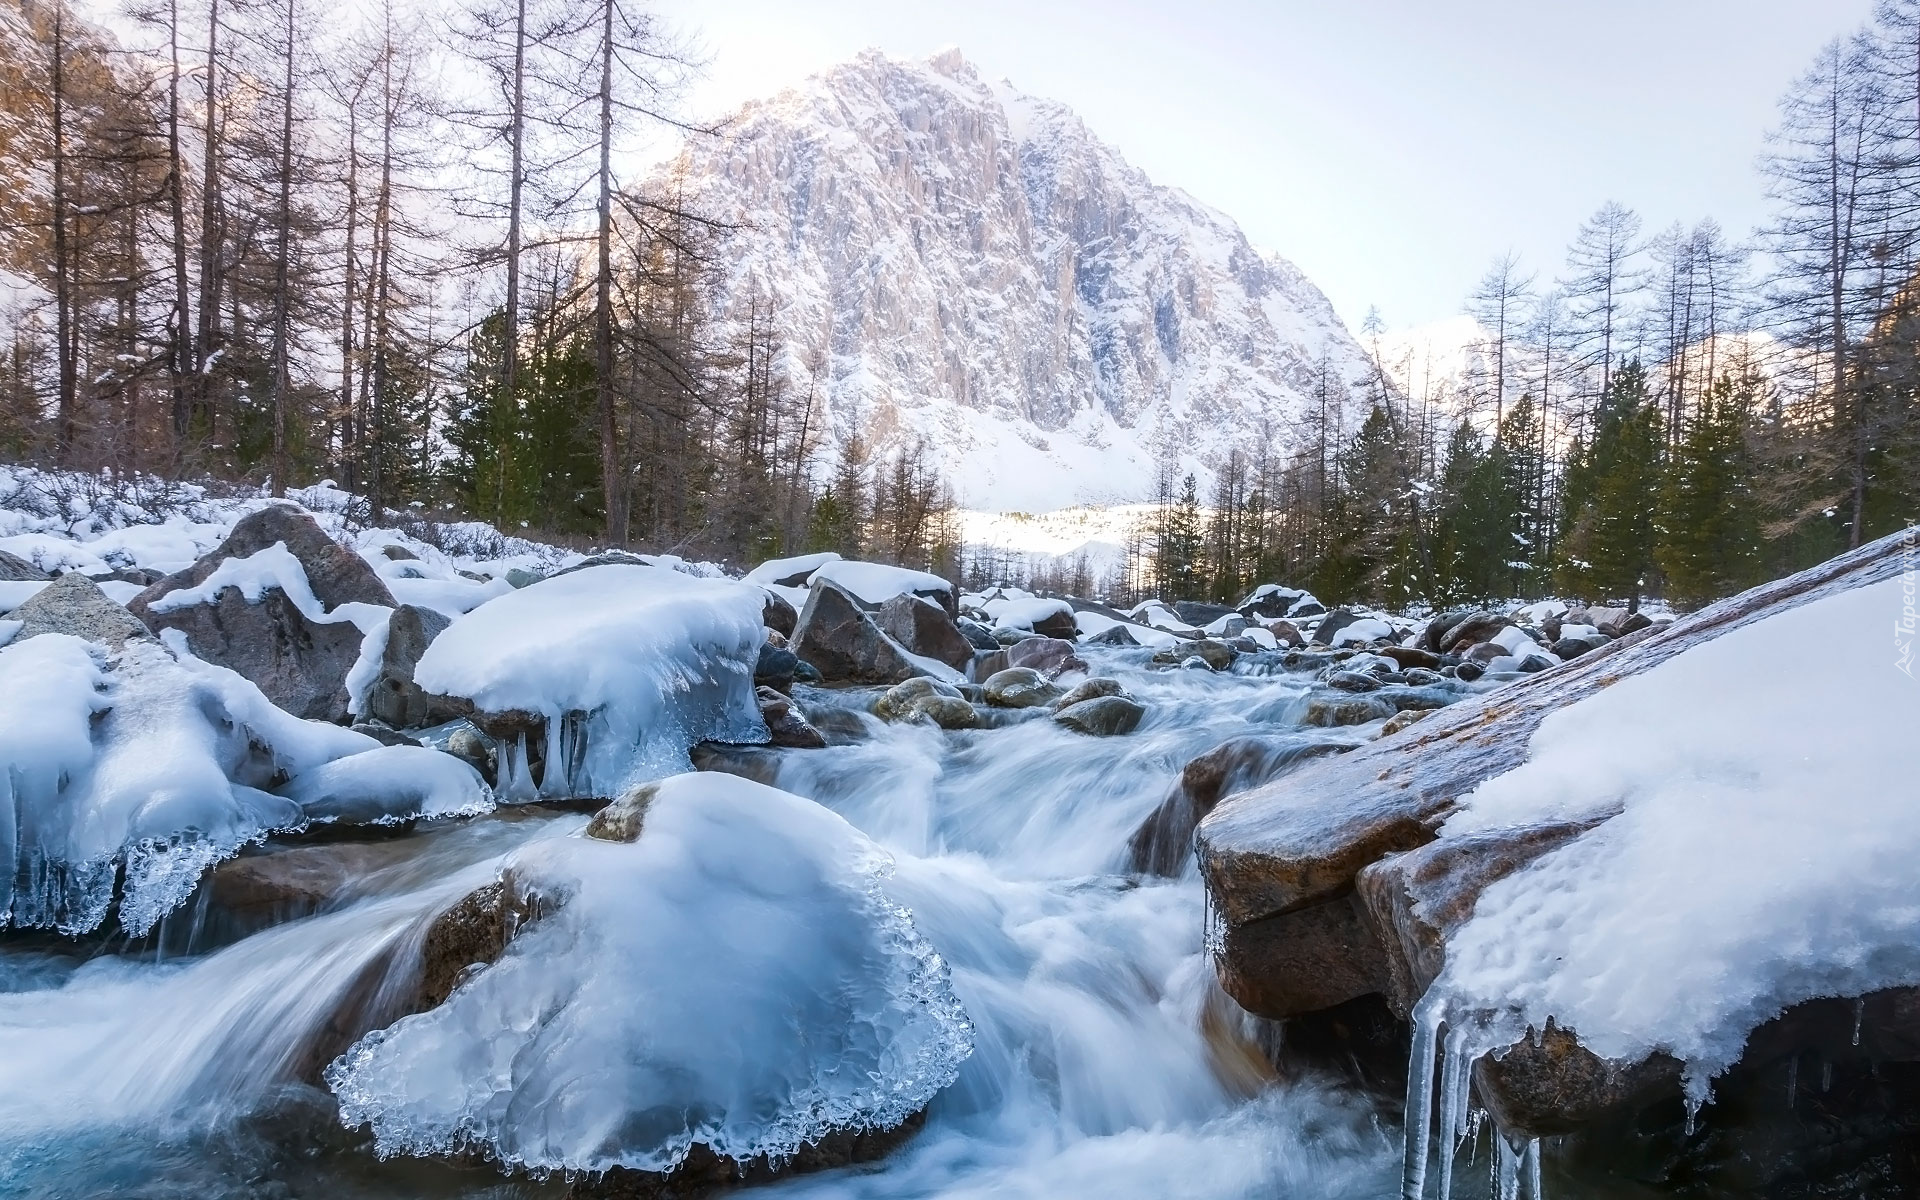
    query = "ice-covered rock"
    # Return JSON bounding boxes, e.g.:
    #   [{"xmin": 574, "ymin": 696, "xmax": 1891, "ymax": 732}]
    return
[
  {"xmin": 743, "ymin": 551, "xmax": 841, "ymax": 589},
  {"xmin": 278, "ymin": 745, "xmax": 492, "ymax": 827},
  {"xmin": 0, "ymin": 630, "xmax": 392, "ymax": 936},
  {"xmin": 412, "ymin": 564, "xmax": 767, "ymax": 800},
  {"xmin": 326, "ymin": 772, "xmax": 972, "ymax": 1179}
]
